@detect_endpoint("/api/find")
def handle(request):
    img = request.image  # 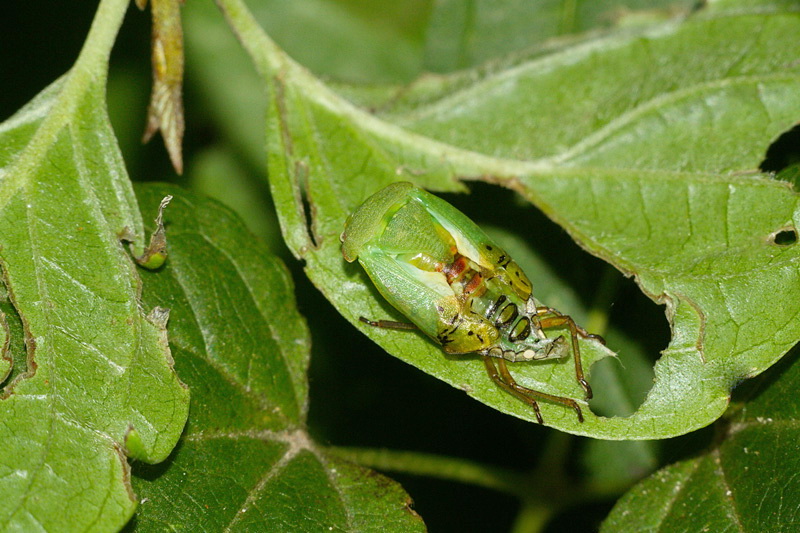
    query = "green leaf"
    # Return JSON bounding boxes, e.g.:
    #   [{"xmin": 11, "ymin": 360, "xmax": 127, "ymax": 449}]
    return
[
  {"xmin": 214, "ymin": 0, "xmax": 800, "ymax": 438},
  {"xmin": 0, "ymin": 0, "xmax": 189, "ymax": 530},
  {"xmin": 130, "ymin": 183, "xmax": 424, "ymax": 532},
  {"xmin": 602, "ymin": 347, "xmax": 800, "ymax": 531},
  {"xmin": 424, "ymin": 0, "xmax": 698, "ymax": 72},
  {"xmin": 394, "ymin": 4, "xmax": 800, "ymax": 167}
]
